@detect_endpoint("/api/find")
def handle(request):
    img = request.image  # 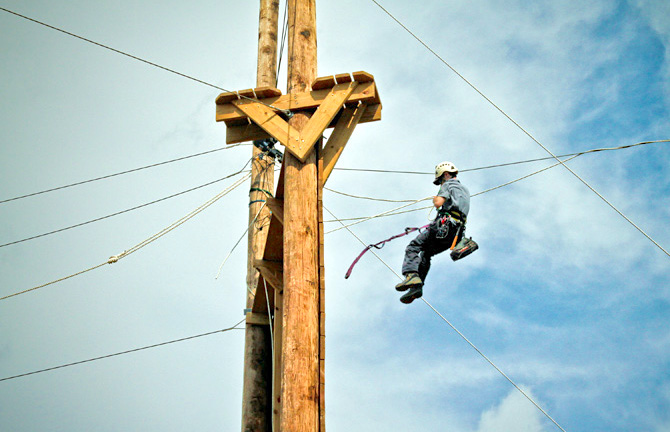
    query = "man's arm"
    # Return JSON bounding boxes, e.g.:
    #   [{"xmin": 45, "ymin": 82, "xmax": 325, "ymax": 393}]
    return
[{"xmin": 433, "ymin": 195, "xmax": 446, "ymax": 208}]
